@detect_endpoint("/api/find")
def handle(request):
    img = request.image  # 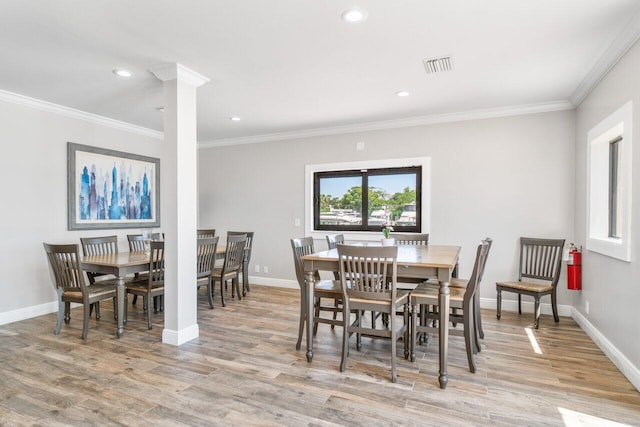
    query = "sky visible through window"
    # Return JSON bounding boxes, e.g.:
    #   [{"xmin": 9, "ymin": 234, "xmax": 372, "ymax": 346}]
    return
[{"xmin": 321, "ymin": 174, "xmax": 415, "ymax": 197}]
